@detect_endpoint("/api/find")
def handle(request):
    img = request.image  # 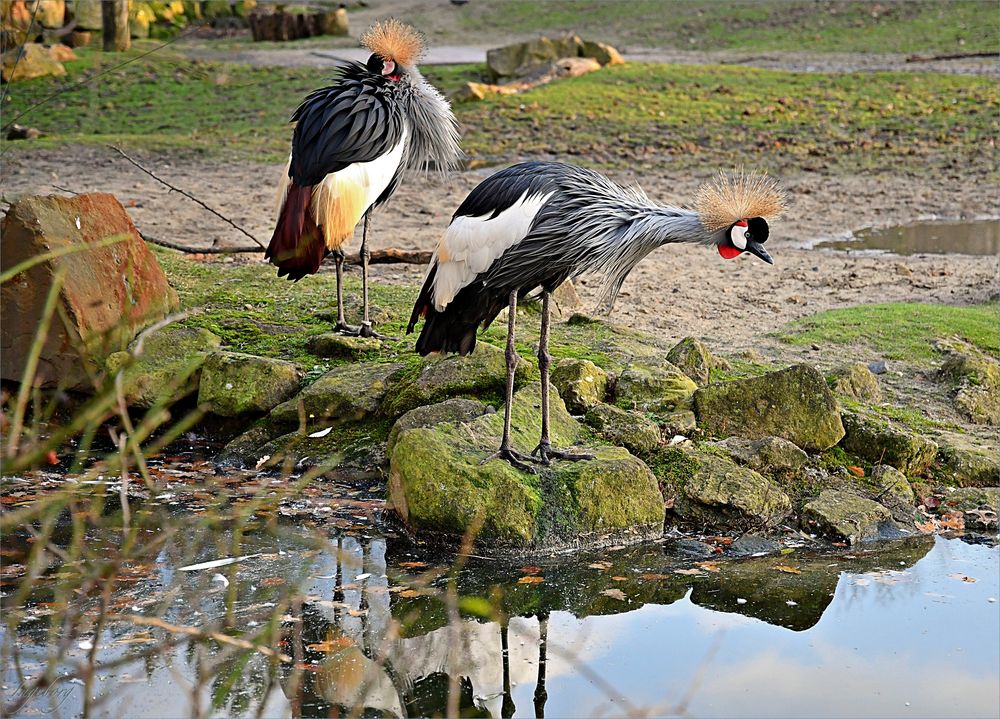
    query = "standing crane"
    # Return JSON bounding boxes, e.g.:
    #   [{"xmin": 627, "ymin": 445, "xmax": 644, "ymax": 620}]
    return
[
  {"xmin": 266, "ymin": 19, "xmax": 462, "ymax": 338},
  {"xmin": 407, "ymin": 161, "xmax": 785, "ymax": 472}
]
